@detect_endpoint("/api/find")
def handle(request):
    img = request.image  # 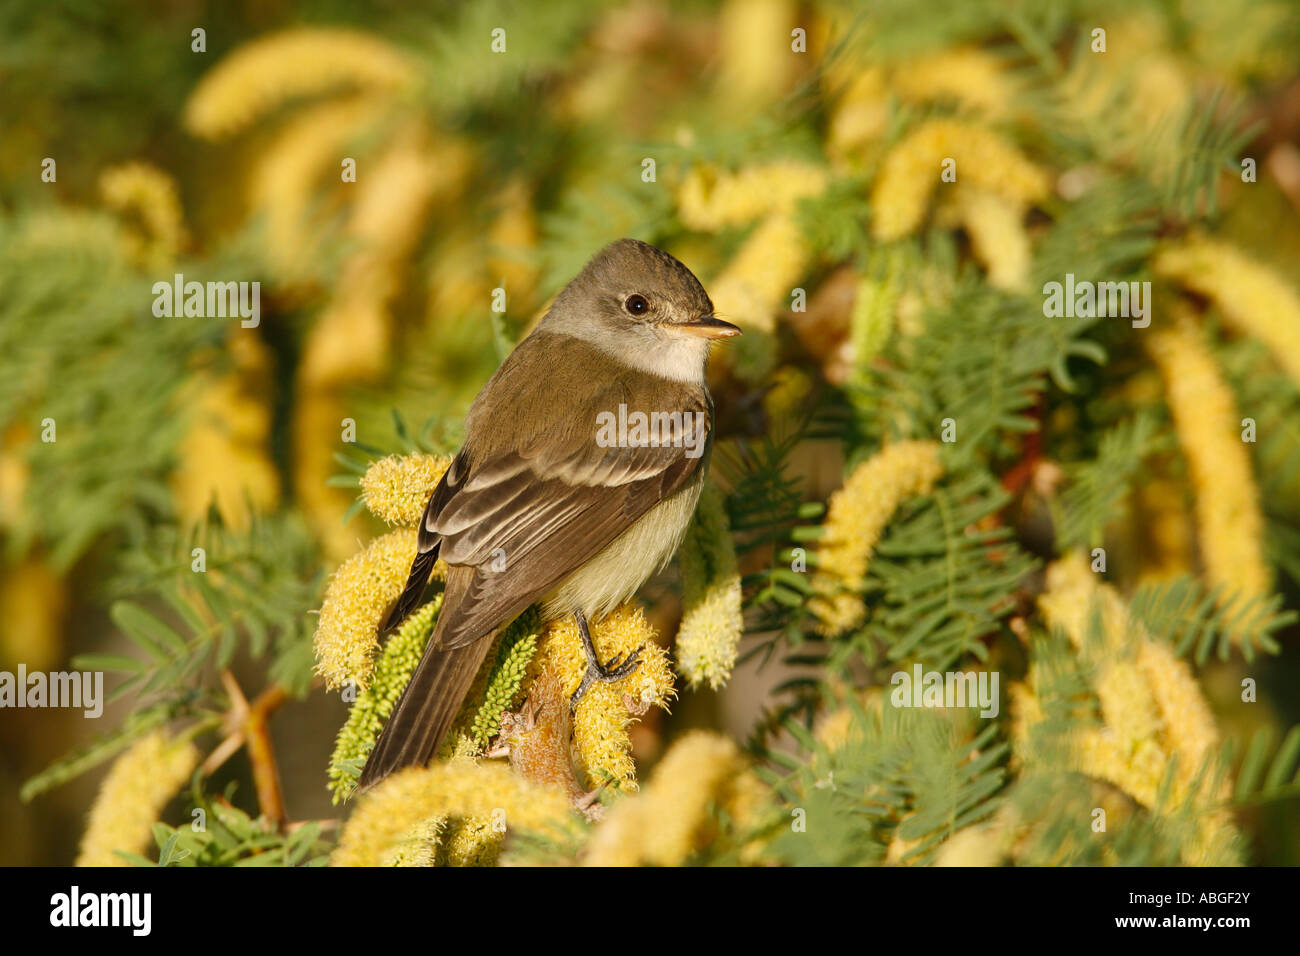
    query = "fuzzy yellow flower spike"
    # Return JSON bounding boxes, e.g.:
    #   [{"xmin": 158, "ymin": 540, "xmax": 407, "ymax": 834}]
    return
[
  {"xmin": 248, "ymin": 96, "xmax": 378, "ymax": 276},
  {"xmin": 0, "ymin": 424, "xmax": 30, "ymax": 530},
  {"xmin": 871, "ymin": 119, "xmax": 1050, "ymax": 241},
  {"xmin": 1037, "ymin": 554, "xmax": 1242, "ymax": 864},
  {"xmin": 1147, "ymin": 312, "xmax": 1271, "ymax": 615},
  {"xmin": 676, "ymin": 160, "xmax": 828, "ymax": 381},
  {"xmin": 293, "ymin": 138, "xmax": 463, "ymax": 558},
  {"xmin": 583, "ymin": 731, "xmax": 768, "ymax": 866},
  {"xmin": 76, "ymin": 731, "xmax": 199, "ymax": 867},
  {"xmin": 946, "ymin": 185, "xmax": 1032, "ymax": 292},
  {"xmin": 313, "ymin": 528, "xmax": 424, "ymax": 691},
  {"xmin": 826, "ymin": 66, "xmax": 889, "ymax": 160},
  {"xmin": 98, "ymin": 162, "xmax": 187, "ymax": 268},
  {"xmin": 1154, "ymin": 236, "xmax": 1300, "ymax": 390},
  {"xmin": 184, "ymin": 28, "xmax": 419, "ymax": 139},
  {"xmin": 0, "ymin": 556, "xmax": 68, "ymax": 672},
  {"xmin": 330, "ymin": 760, "xmax": 576, "ymax": 867},
  {"xmin": 677, "ymin": 161, "xmax": 829, "ymax": 232},
  {"xmin": 172, "ymin": 334, "xmax": 281, "ymax": 532},
  {"xmin": 291, "ymin": 389, "xmax": 356, "ymax": 561},
  {"xmin": 707, "ymin": 213, "xmax": 809, "ymax": 337},
  {"xmin": 892, "ymin": 47, "xmax": 1014, "ymax": 118},
  {"xmin": 529, "ymin": 604, "xmax": 675, "ymax": 791},
  {"xmin": 715, "ymin": 0, "xmax": 798, "ymax": 108},
  {"xmin": 359, "ymin": 453, "xmax": 452, "ymax": 527},
  {"xmin": 810, "ymin": 441, "xmax": 944, "ymax": 633},
  {"xmin": 299, "ymin": 140, "xmax": 451, "ymax": 390},
  {"xmin": 676, "ymin": 482, "xmax": 743, "ymax": 690}
]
